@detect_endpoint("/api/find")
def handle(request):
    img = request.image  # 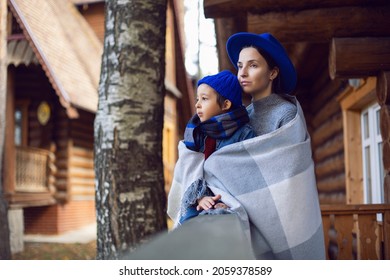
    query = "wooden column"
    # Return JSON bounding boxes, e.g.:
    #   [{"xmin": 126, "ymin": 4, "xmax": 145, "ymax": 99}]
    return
[
  {"xmin": 0, "ymin": 0, "xmax": 11, "ymax": 259},
  {"xmin": 378, "ymin": 72, "xmax": 390, "ymax": 204},
  {"xmin": 3, "ymin": 67, "xmax": 15, "ymax": 196},
  {"xmin": 214, "ymin": 15, "xmax": 246, "ymax": 72}
]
